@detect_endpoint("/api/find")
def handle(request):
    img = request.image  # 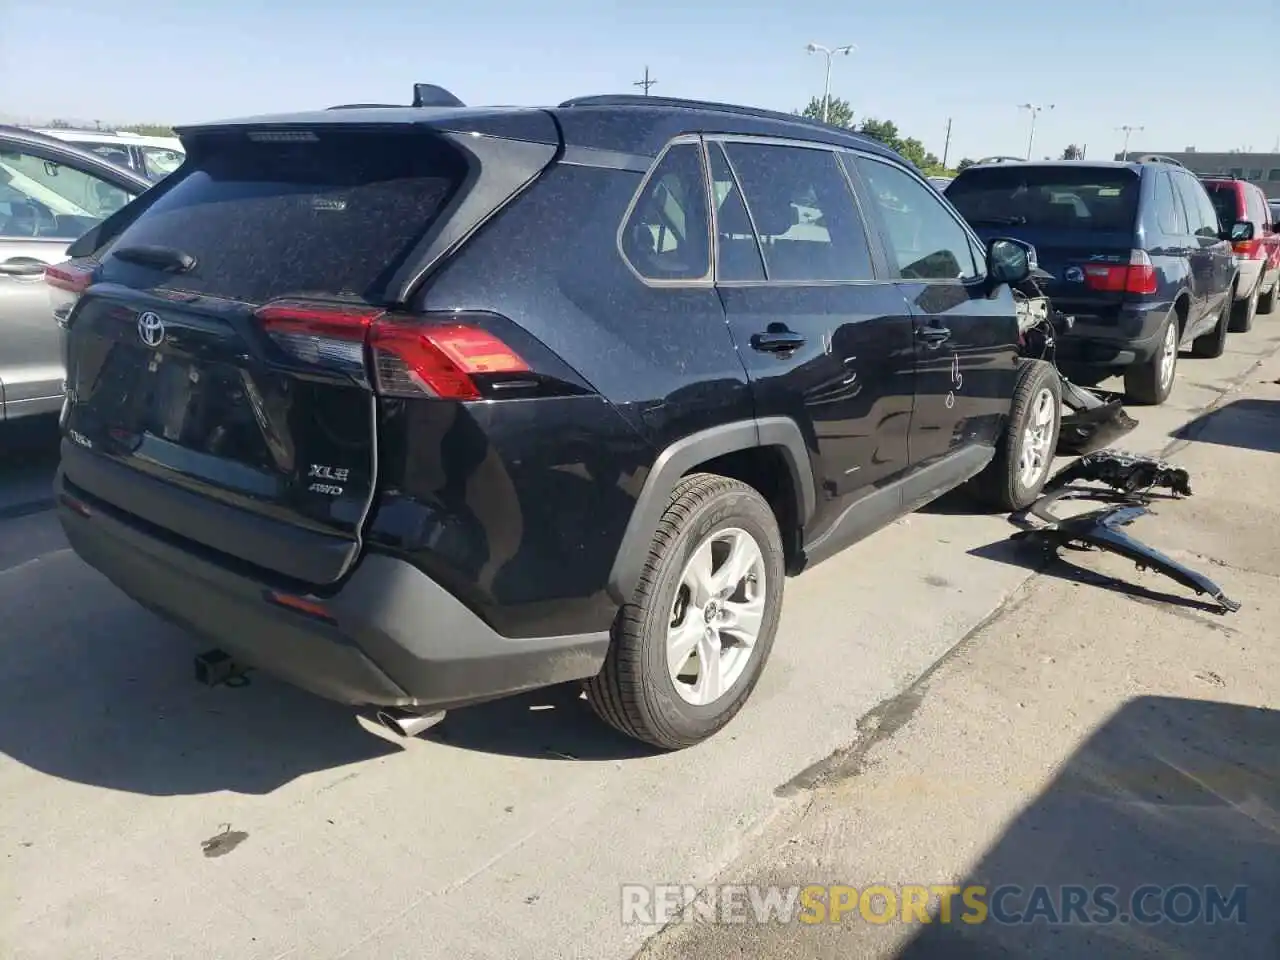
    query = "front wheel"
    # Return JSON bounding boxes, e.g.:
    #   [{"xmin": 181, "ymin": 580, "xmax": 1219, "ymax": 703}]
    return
[
  {"xmin": 970, "ymin": 358, "xmax": 1062, "ymax": 512},
  {"xmin": 1126, "ymin": 312, "xmax": 1181, "ymax": 403},
  {"xmin": 584, "ymin": 474, "xmax": 785, "ymax": 750}
]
